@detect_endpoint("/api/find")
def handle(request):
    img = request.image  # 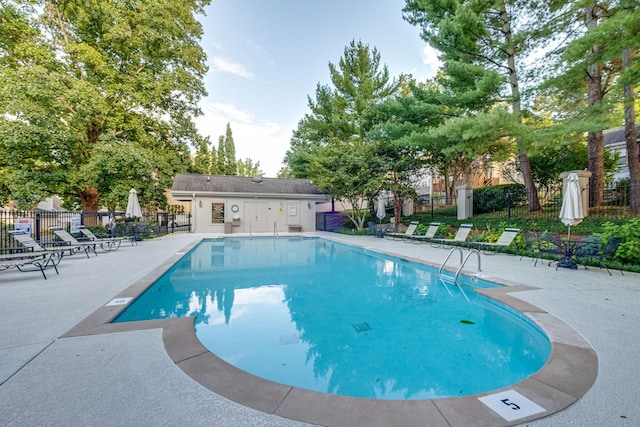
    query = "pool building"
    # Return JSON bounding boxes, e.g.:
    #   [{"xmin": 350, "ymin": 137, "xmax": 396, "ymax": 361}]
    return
[{"xmin": 171, "ymin": 174, "xmax": 328, "ymax": 234}]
